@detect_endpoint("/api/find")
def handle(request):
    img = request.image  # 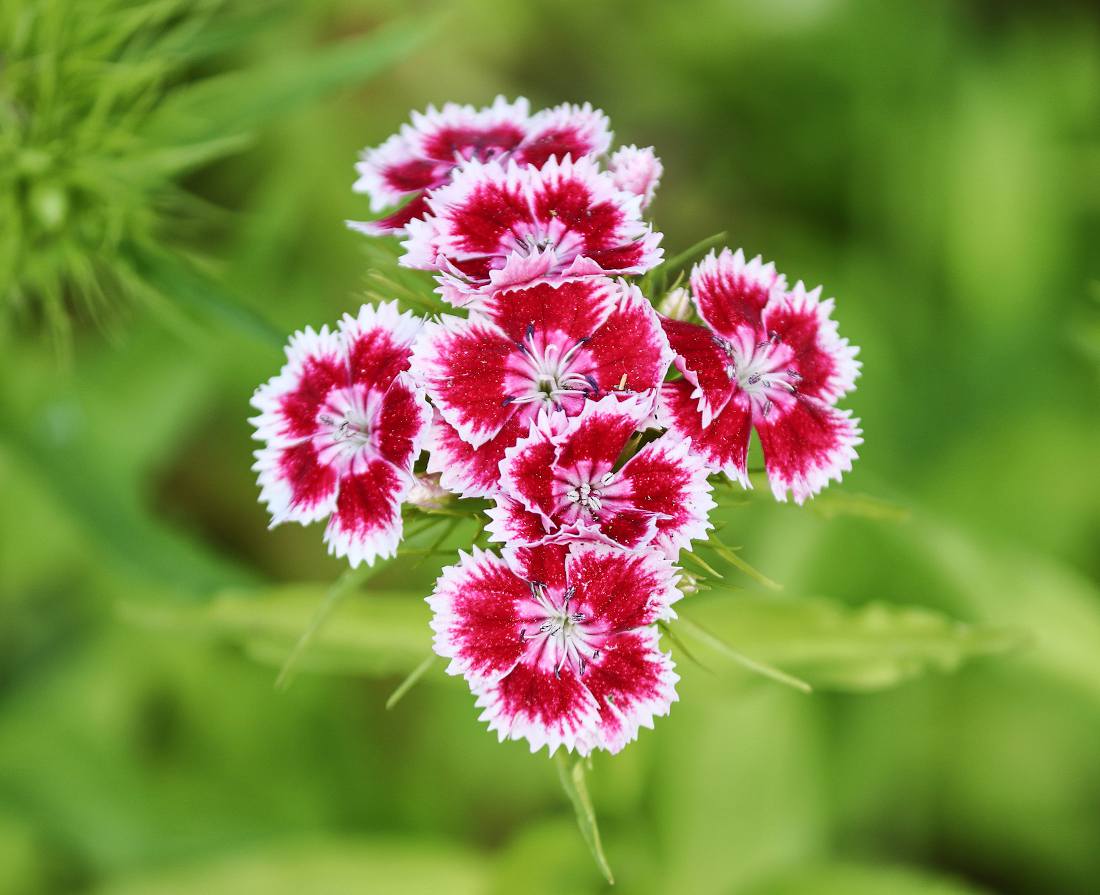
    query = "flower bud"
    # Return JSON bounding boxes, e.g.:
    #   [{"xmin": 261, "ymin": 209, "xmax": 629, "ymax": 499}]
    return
[
  {"xmin": 406, "ymin": 472, "xmax": 452, "ymax": 511},
  {"xmin": 658, "ymin": 286, "xmax": 692, "ymax": 321}
]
